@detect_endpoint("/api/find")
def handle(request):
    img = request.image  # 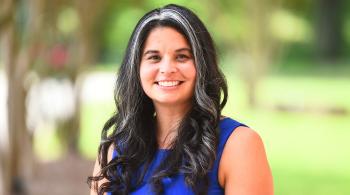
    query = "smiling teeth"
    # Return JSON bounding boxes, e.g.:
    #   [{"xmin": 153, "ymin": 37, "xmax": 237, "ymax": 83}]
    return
[{"xmin": 158, "ymin": 81, "xmax": 180, "ymax": 87}]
